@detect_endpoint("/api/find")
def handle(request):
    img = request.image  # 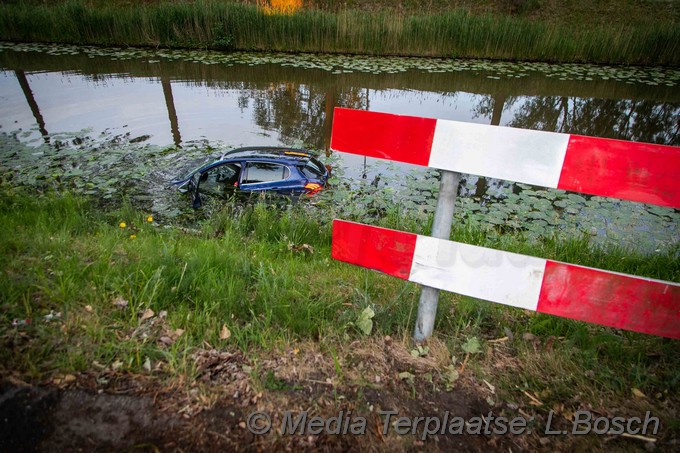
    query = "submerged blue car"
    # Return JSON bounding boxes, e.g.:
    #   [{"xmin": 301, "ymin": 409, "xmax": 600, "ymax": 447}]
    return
[{"xmin": 172, "ymin": 147, "xmax": 330, "ymax": 207}]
